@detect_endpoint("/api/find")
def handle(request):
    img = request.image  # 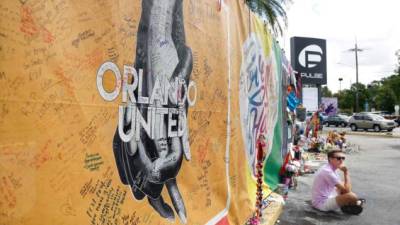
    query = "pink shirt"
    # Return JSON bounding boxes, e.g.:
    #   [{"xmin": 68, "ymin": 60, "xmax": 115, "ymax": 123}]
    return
[{"xmin": 311, "ymin": 163, "xmax": 341, "ymax": 209}]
